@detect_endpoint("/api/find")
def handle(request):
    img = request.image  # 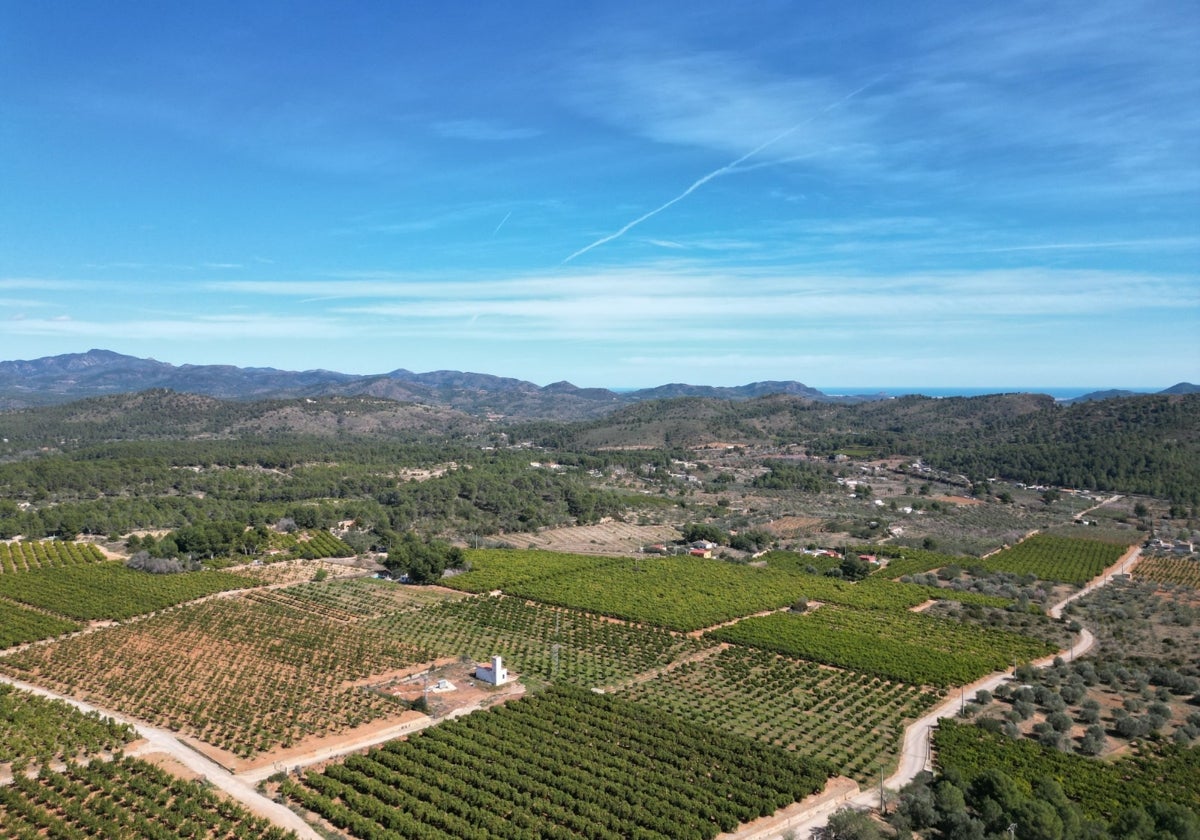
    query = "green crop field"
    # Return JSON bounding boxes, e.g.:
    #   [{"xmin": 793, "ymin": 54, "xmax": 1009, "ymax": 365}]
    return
[
  {"xmin": 0, "ymin": 755, "xmax": 295, "ymax": 839},
  {"xmin": 618, "ymin": 646, "xmax": 941, "ymax": 783},
  {"xmin": 282, "ymin": 685, "xmax": 831, "ymax": 840},
  {"xmin": 446, "ymin": 548, "xmax": 625, "ymax": 593},
  {"xmin": 711, "ymin": 606, "xmax": 1057, "ymax": 687},
  {"xmin": 973, "ymin": 534, "xmax": 1127, "ymax": 584},
  {"xmin": 0, "ymin": 599, "xmax": 79, "ymax": 649},
  {"xmin": 0, "ymin": 562, "xmax": 257, "ymax": 621},
  {"xmin": 450, "ymin": 551, "xmax": 1010, "ymax": 632},
  {"xmin": 373, "ymin": 594, "xmax": 709, "ymax": 687},
  {"xmin": 0, "ymin": 683, "xmax": 136, "ymax": 769},
  {"xmin": 0, "ymin": 540, "xmax": 107, "ymax": 573}
]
